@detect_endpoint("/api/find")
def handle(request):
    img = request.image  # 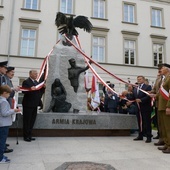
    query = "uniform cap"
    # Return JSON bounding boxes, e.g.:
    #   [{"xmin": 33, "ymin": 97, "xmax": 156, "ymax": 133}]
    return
[
  {"xmin": 163, "ymin": 63, "xmax": 170, "ymax": 68},
  {"xmin": 7, "ymin": 66, "xmax": 15, "ymax": 72},
  {"xmin": 0, "ymin": 61, "xmax": 8, "ymax": 67}
]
